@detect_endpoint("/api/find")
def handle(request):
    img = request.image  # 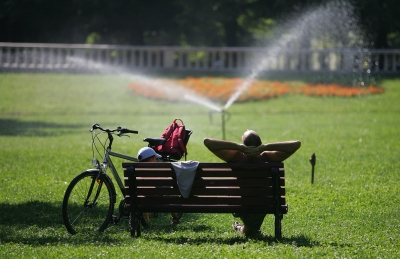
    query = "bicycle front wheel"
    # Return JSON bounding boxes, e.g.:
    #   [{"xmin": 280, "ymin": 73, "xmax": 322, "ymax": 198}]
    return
[{"xmin": 62, "ymin": 170, "xmax": 115, "ymax": 235}]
